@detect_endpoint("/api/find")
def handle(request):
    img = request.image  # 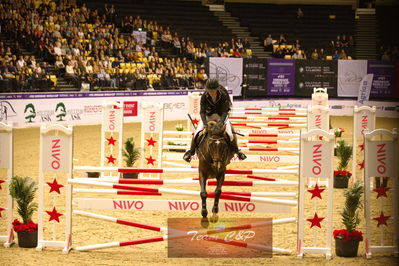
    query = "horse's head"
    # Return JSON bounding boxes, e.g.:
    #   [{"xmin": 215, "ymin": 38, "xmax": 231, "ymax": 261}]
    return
[{"xmin": 205, "ymin": 120, "xmax": 228, "ymax": 170}]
